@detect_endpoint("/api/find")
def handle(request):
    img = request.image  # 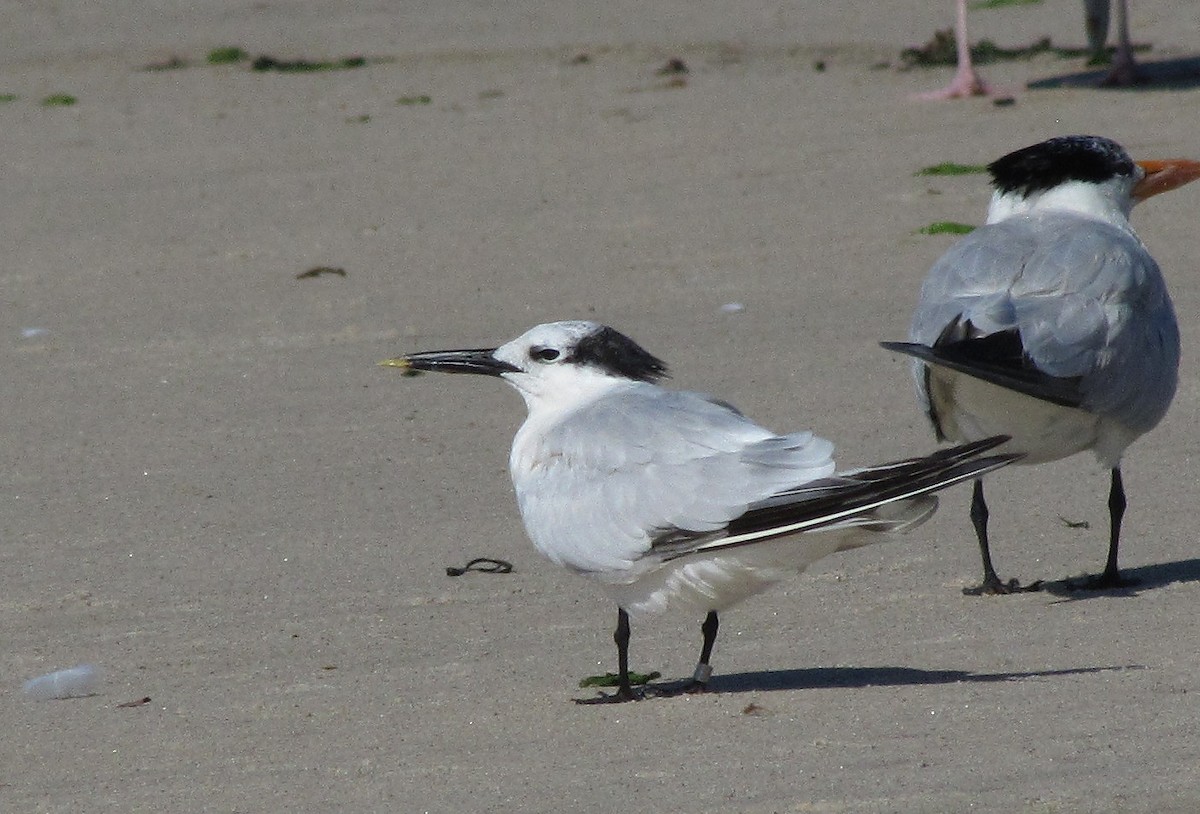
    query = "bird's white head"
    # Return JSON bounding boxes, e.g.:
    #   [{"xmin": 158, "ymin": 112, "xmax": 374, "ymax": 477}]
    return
[
  {"xmin": 381, "ymin": 320, "xmax": 669, "ymax": 411},
  {"xmin": 983, "ymin": 135, "xmax": 1200, "ymax": 227}
]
